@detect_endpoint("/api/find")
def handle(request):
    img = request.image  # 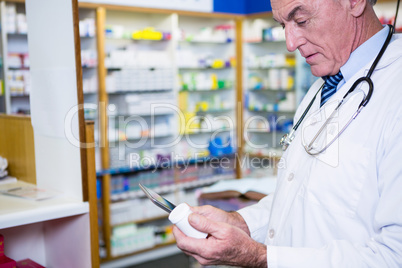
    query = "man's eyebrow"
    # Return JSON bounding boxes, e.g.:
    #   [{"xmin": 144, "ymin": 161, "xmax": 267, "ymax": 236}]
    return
[
  {"xmin": 273, "ymin": 5, "xmax": 304, "ymax": 24},
  {"xmin": 287, "ymin": 6, "xmax": 303, "ymax": 21}
]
